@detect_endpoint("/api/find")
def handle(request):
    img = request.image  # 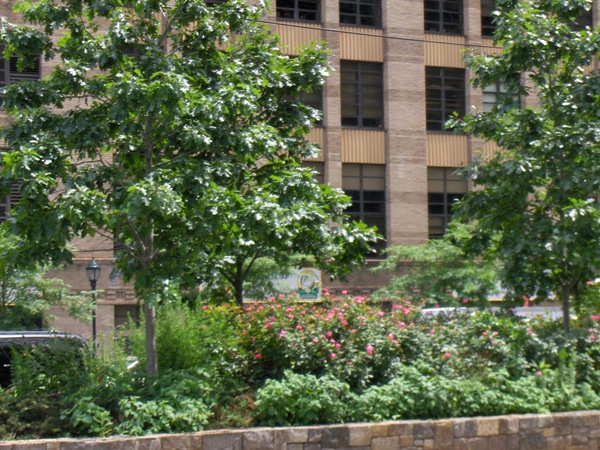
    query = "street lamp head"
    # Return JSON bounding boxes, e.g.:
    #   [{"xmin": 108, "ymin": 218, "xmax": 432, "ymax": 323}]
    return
[{"xmin": 86, "ymin": 258, "xmax": 101, "ymax": 284}]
